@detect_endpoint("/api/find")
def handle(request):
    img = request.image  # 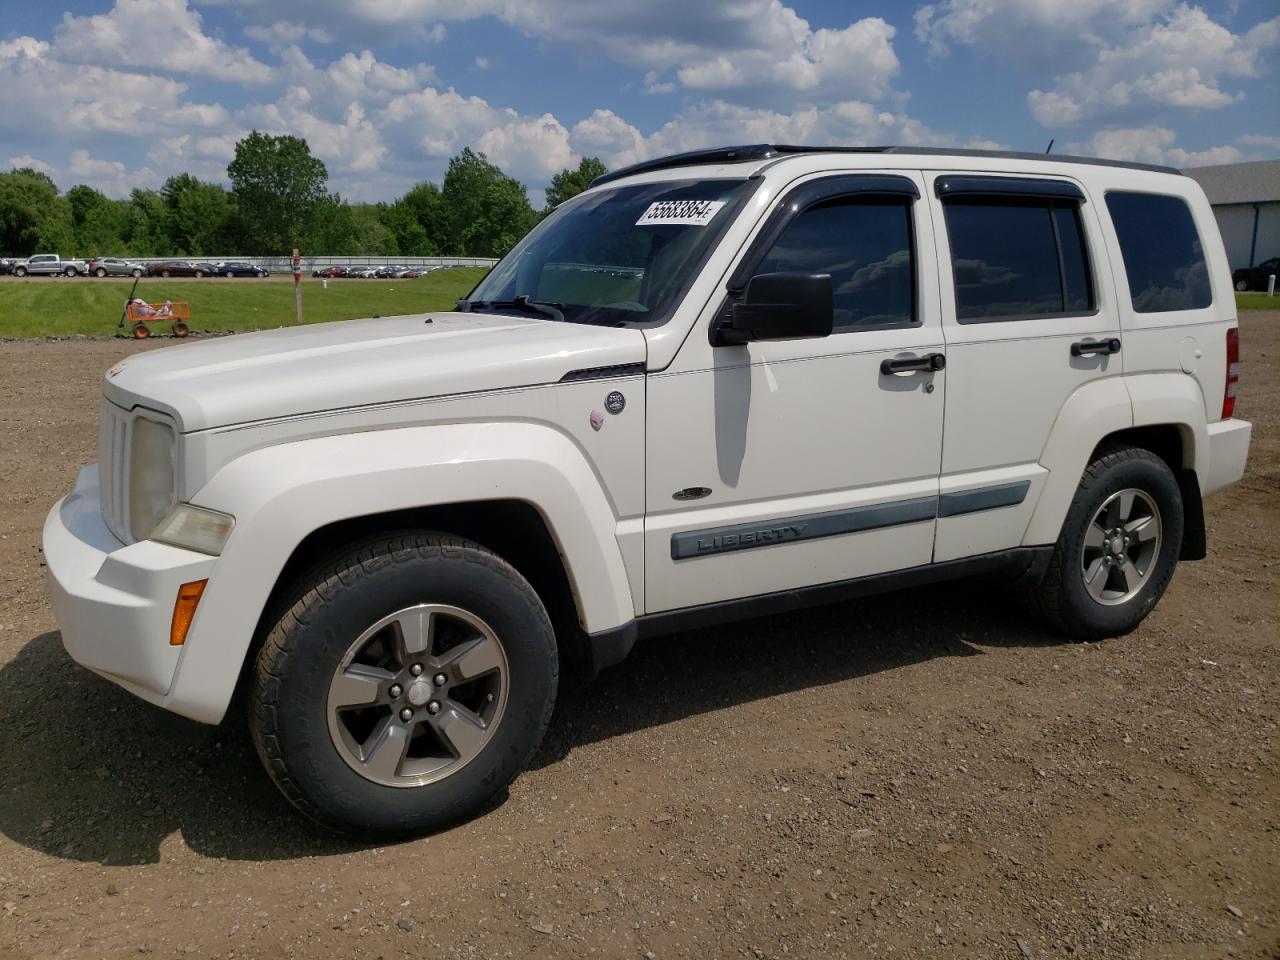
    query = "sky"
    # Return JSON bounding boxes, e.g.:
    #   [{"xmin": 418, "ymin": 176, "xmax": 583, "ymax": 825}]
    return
[{"xmin": 2, "ymin": 0, "xmax": 1278, "ymax": 205}]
